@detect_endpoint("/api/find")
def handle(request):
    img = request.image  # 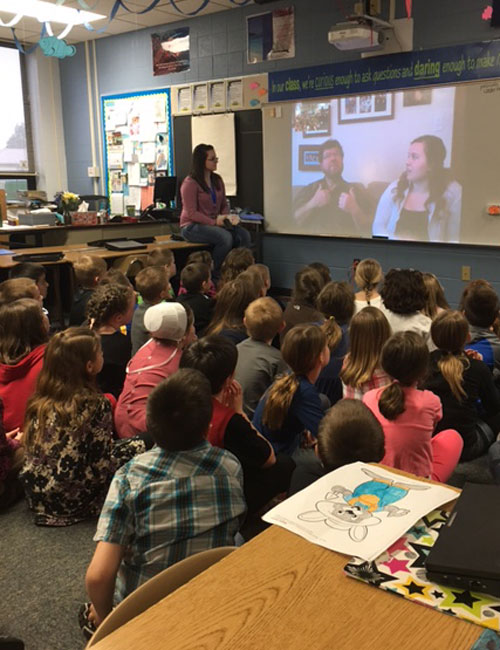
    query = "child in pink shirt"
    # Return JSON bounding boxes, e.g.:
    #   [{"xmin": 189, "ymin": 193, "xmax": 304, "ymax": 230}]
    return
[
  {"xmin": 114, "ymin": 302, "xmax": 195, "ymax": 439},
  {"xmin": 363, "ymin": 331, "xmax": 463, "ymax": 482}
]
